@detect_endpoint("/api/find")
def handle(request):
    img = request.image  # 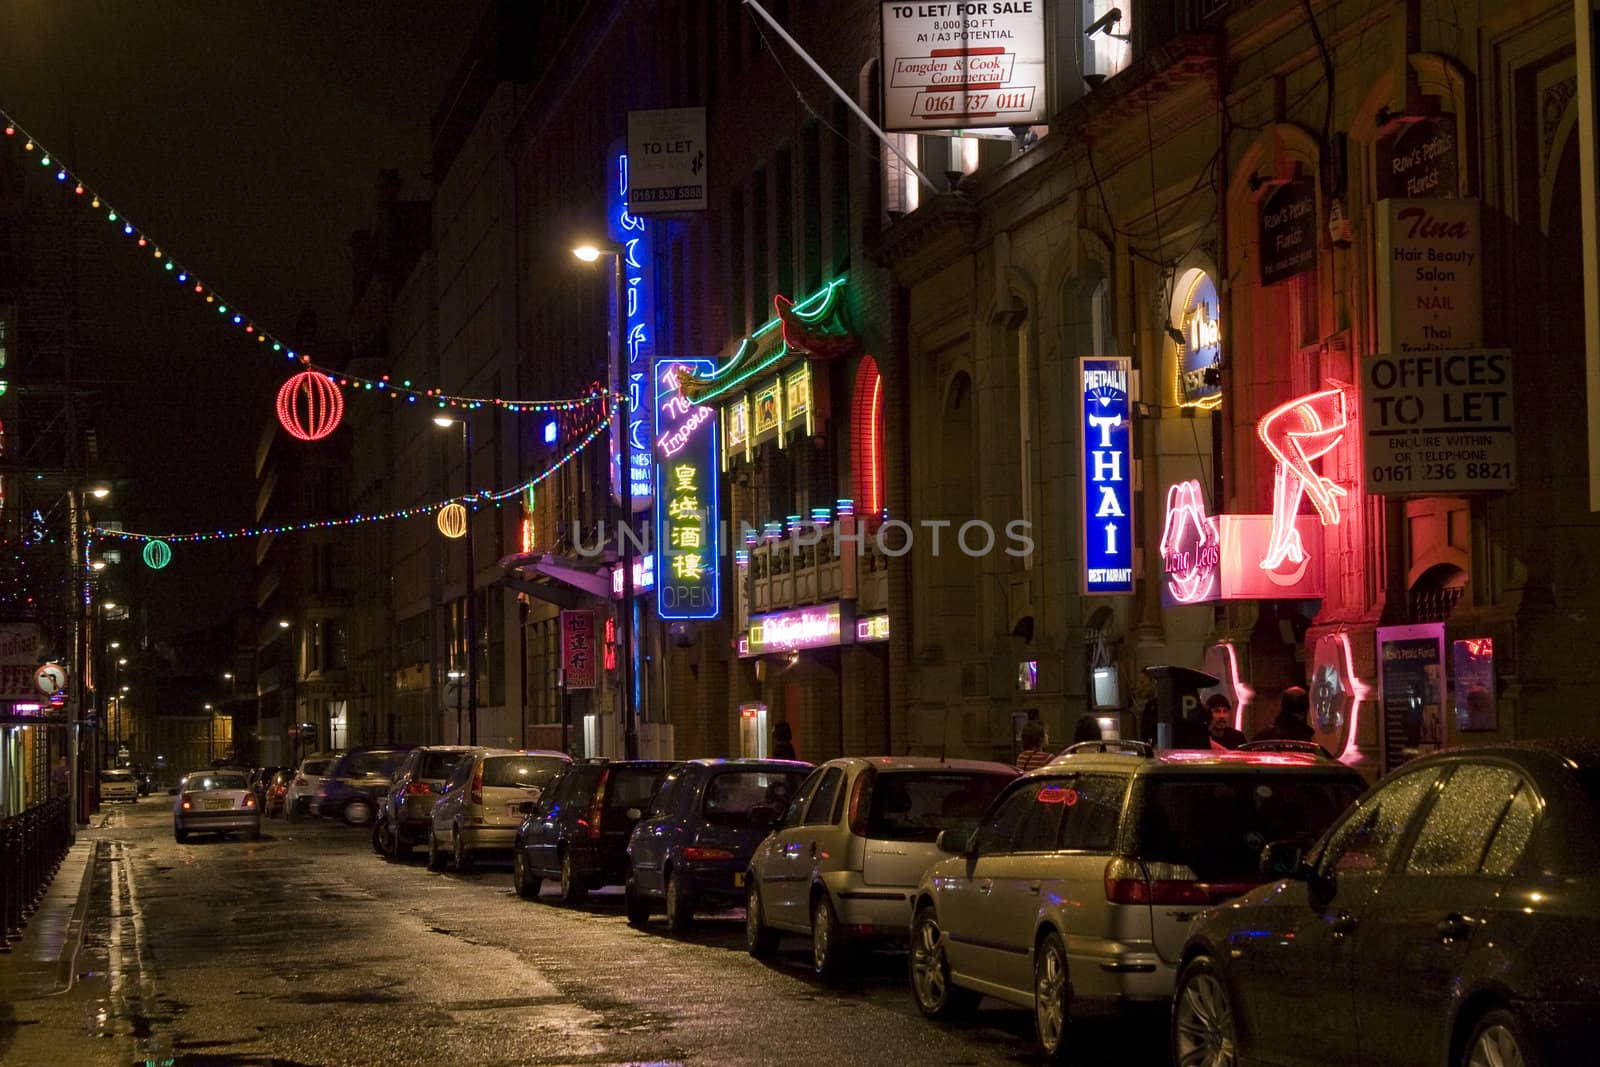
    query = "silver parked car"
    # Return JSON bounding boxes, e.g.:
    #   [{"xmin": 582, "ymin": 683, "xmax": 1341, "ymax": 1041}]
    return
[
  {"xmin": 907, "ymin": 742, "xmax": 1366, "ymax": 1061},
  {"xmin": 284, "ymin": 754, "xmax": 336, "ymax": 820},
  {"xmin": 744, "ymin": 756, "xmax": 1016, "ymax": 977},
  {"xmin": 427, "ymin": 749, "xmax": 571, "ymax": 871},
  {"xmin": 173, "ymin": 768, "xmax": 262, "ymax": 842}
]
